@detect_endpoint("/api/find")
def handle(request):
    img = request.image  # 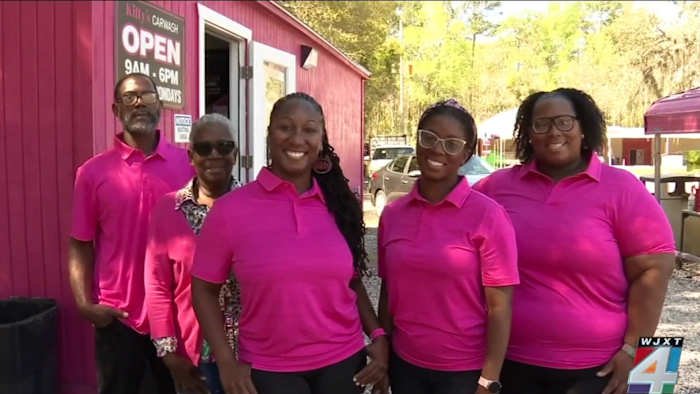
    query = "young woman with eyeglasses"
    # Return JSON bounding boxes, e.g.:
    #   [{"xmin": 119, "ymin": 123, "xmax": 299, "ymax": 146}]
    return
[
  {"xmin": 377, "ymin": 99, "xmax": 519, "ymax": 394},
  {"xmin": 474, "ymin": 88, "xmax": 675, "ymax": 394},
  {"xmin": 191, "ymin": 93, "xmax": 389, "ymax": 394},
  {"xmin": 145, "ymin": 113, "xmax": 242, "ymax": 394}
]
